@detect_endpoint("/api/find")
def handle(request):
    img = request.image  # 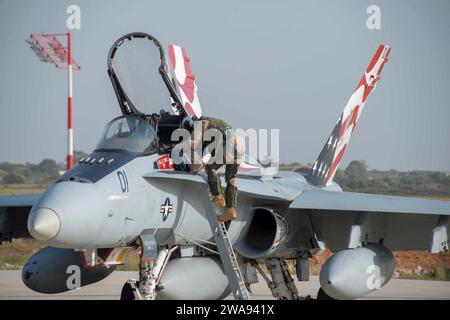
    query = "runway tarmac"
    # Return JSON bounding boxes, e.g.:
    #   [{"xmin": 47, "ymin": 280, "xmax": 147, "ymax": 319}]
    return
[{"xmin": 1, "ymin": 270, "xmax": 449, "ymax": 300}]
